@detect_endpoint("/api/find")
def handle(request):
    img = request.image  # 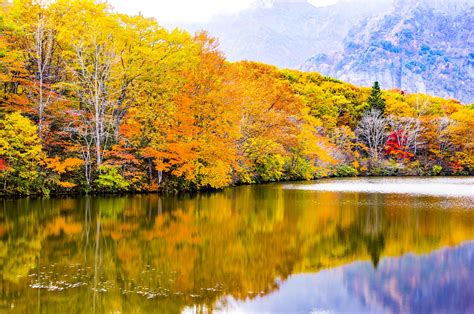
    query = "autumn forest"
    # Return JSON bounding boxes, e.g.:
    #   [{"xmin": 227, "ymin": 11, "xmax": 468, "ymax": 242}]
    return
[{"xmin": 1, "ymin": 0, "xmax": 473, "ymax": 196}]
